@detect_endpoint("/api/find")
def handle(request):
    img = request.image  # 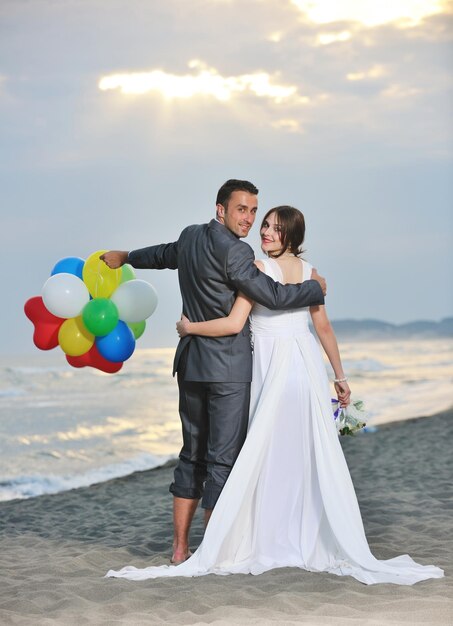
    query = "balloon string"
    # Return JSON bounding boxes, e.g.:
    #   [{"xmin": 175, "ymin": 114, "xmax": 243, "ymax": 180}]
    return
[
  {"xmin": 88, "ymin": 259, "xmax": 121, "ymax": 299},
  {"xmin": 94, "ymin": 259, "xmax": 108, "ymax": 298},
  {"xmin": 96, "ymin": 259, "xmax": 104, "ymax": 298}
]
